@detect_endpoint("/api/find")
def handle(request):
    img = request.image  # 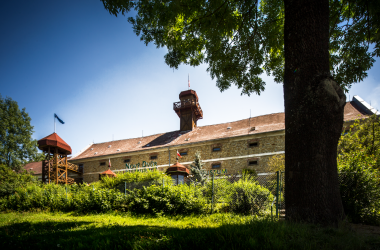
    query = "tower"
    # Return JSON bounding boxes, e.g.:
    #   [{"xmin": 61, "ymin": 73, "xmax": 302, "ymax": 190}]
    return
[
  {"xmin": 38, "ymin": 133, "xmax": 82, "ymax": 184},
  {"xmin": 173, "ymin": 90, "xmax": 203, "ymax": 131}
]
